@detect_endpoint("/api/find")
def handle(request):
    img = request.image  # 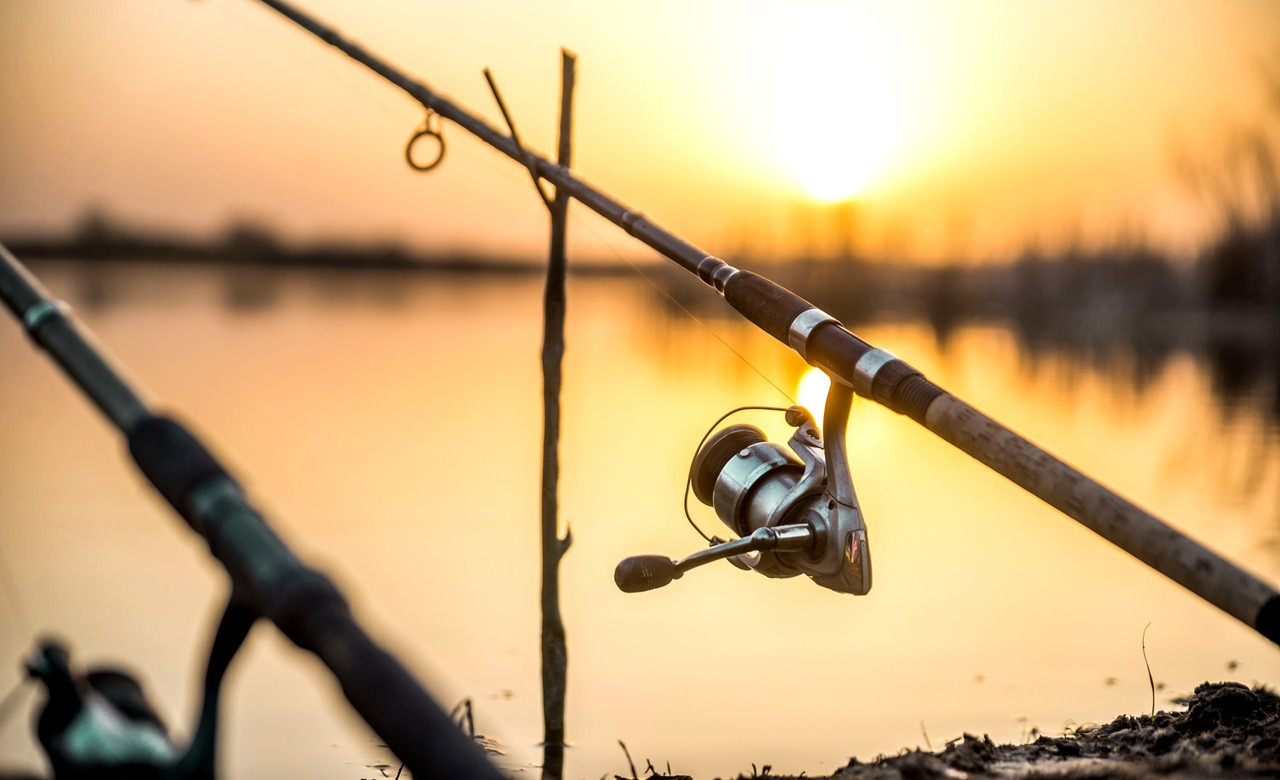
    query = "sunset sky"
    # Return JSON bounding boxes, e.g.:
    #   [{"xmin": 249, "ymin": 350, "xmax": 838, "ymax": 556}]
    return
[{"xmin": 1, "ymin": 0, "xmax": 1277, "ymax": 262}]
